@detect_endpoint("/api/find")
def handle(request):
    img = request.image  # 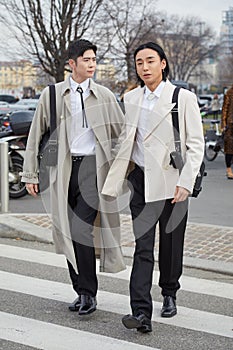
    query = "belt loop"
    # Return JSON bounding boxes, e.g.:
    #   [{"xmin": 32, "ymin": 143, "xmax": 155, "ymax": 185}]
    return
[
  {"xmin": 71, "ymin": 154, "xmax": 95, "ymax": 162},
  {"xmin": 72, "ymin": 155, "xmax": 84, "ymax": 162}
]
